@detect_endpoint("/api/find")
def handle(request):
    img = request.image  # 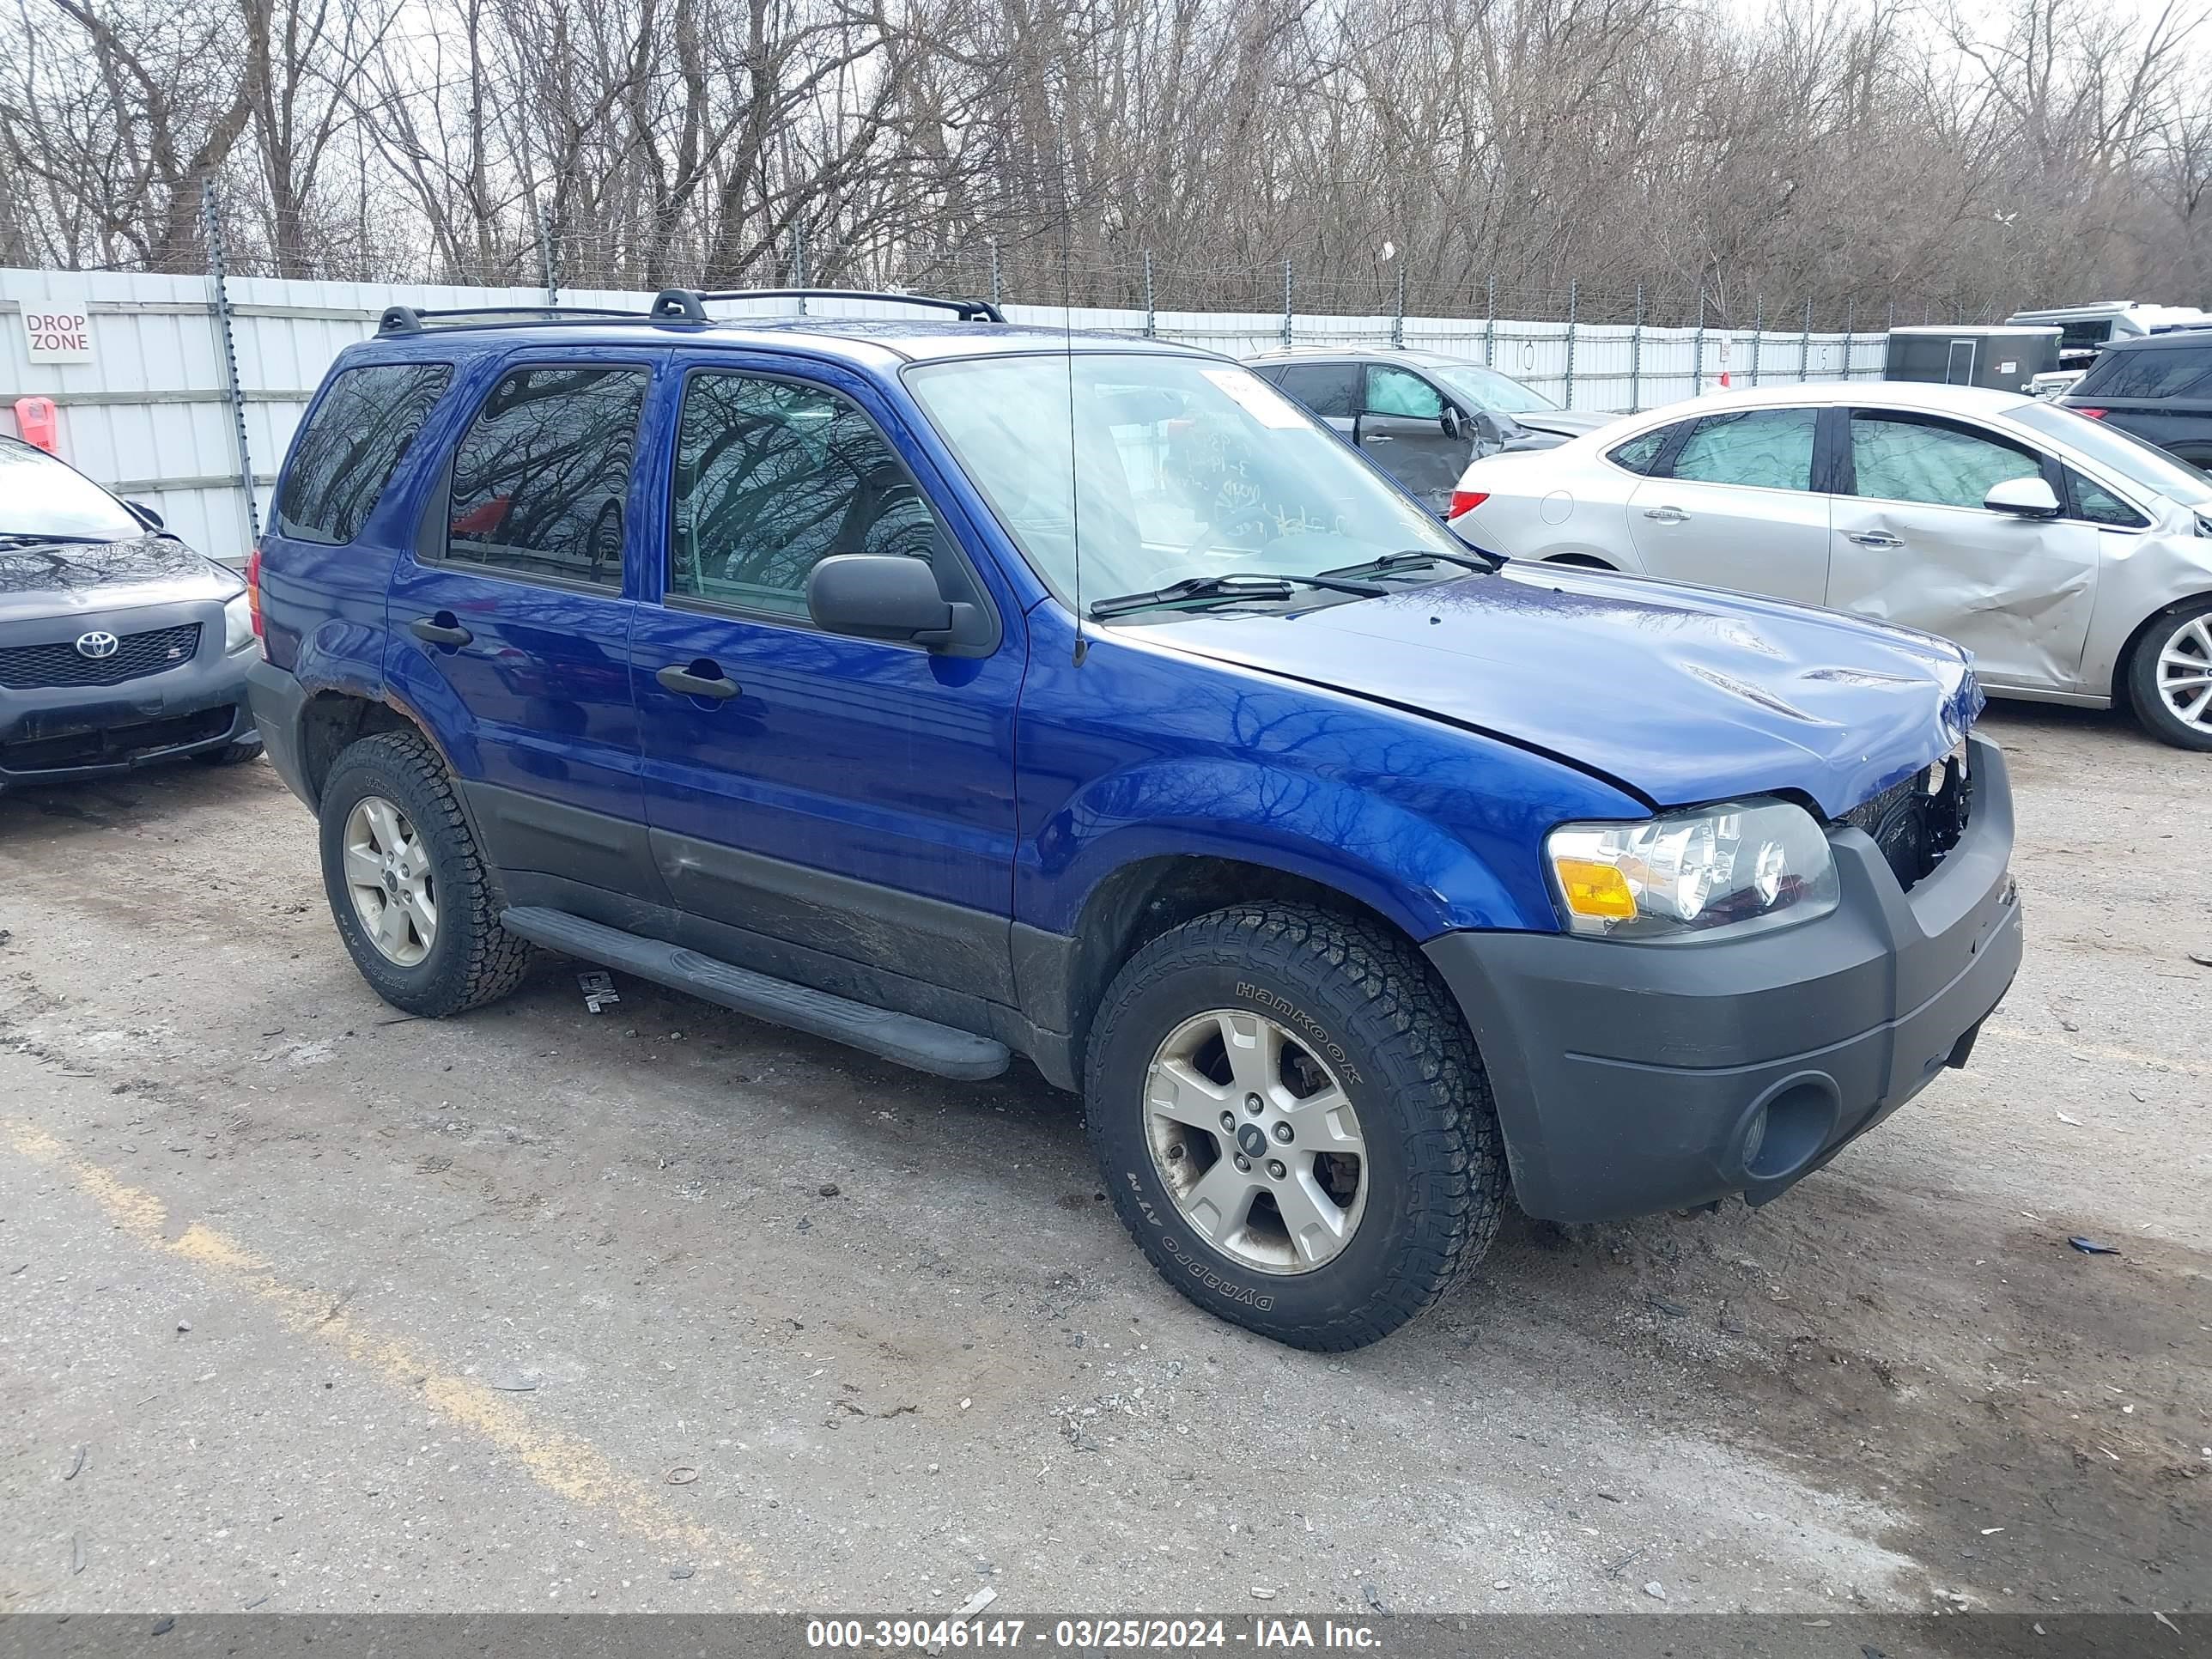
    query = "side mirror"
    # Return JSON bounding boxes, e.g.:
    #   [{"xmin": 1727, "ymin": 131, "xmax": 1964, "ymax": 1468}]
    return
[
  {"xmin": 1984, "ymin": 476, "xmax": 2060, "ymax": 519},
  {"xmin": 808, "ymin": 554, "xmax": 974, "ymax": 649},
  {"xmin": 125, "ymin": 499, "xmax": 165, "ymax": 531},
  {"xmin": 1440, "ymin": 405, "xmax": 1463, "ymax": 441}
]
